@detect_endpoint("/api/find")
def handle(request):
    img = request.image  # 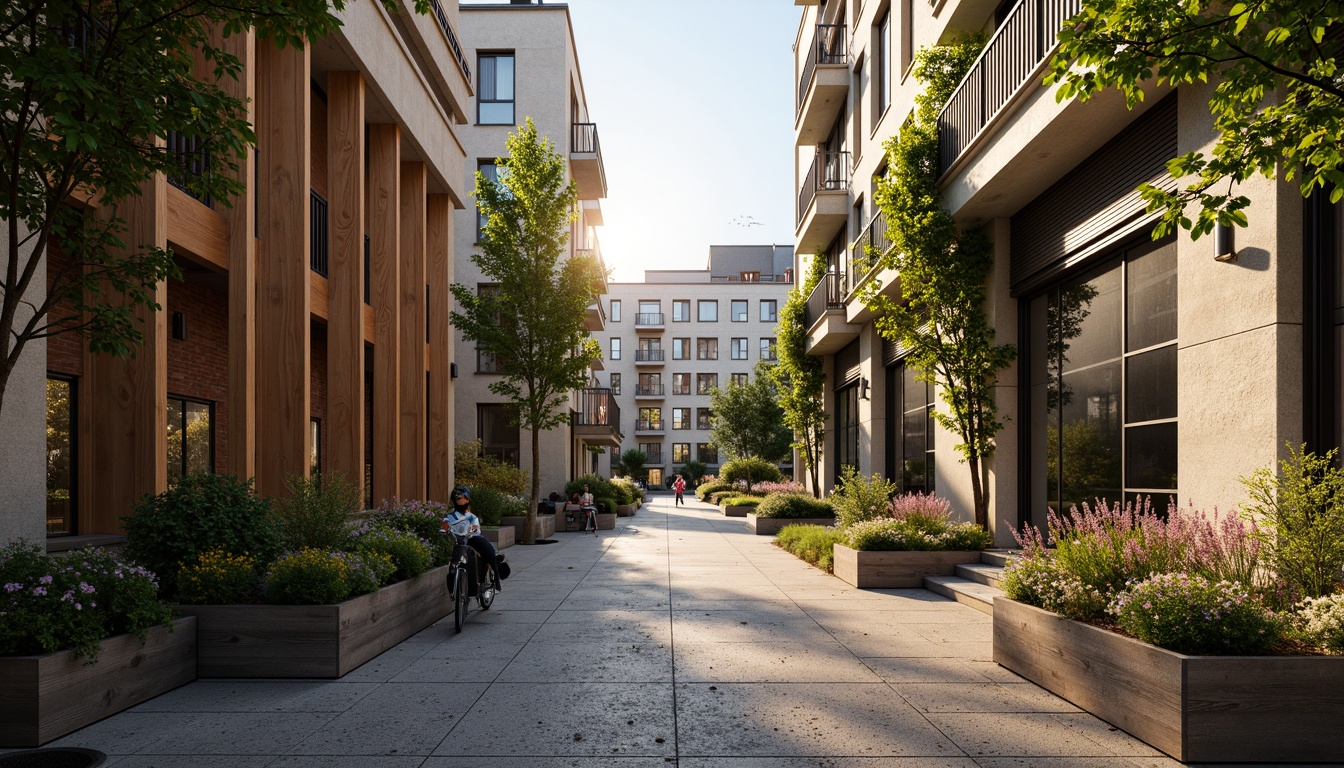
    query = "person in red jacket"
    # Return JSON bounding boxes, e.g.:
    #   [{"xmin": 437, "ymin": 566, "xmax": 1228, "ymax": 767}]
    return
[{"xmin": 673, "ymin": 474, "xmax": 686, "ymax": 506}]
